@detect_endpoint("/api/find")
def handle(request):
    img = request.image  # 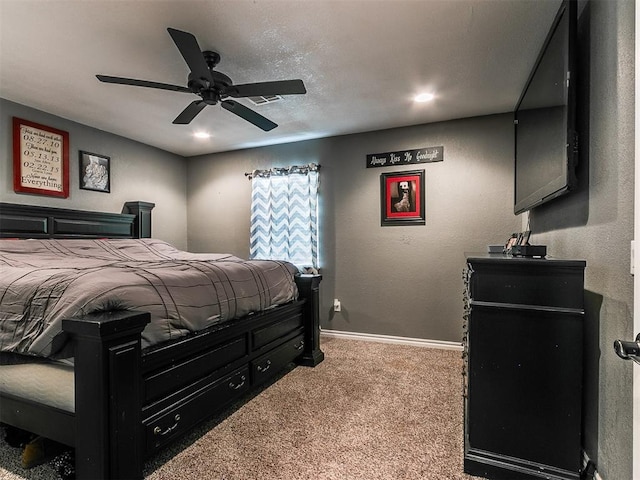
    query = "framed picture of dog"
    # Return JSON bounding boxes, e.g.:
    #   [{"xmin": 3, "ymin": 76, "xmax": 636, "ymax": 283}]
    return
[{"xmin": 380, "ymin": 169, "xmax": 426, "ymax": 226}]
